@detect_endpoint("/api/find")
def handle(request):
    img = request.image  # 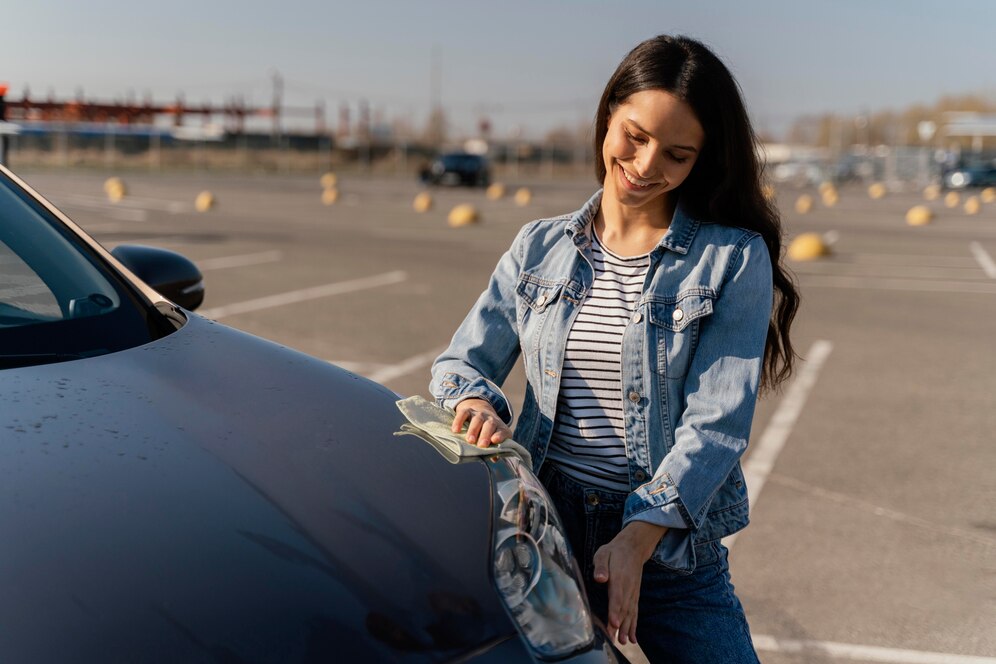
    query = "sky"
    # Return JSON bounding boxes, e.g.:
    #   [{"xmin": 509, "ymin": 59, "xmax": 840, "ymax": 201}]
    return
[{"xmin": 3, "ymin": 0, "xmax": 995, "ymax": 140}]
